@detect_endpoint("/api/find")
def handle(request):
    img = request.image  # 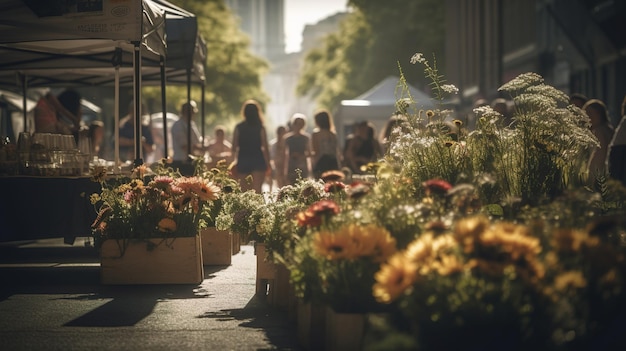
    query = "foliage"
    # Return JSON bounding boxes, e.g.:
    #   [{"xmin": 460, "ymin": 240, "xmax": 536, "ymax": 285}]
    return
[
  {"xmin": 297, "ymin": 0, "xmax": 445, "ymax": 110},
  {"xmin": 388, "ymin": 55, "xmax": 598, "ymax": 208},
  {"xmin": 355, "ymin": 54, "xmax": 626, "ymax": 350},
  {"xmin": 143, "ymin": 0, "xmax": 269, "ymax": 125},
  {"xmin": 89, "ymin": 160, "xmax": 222, "ymax": 253}
]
